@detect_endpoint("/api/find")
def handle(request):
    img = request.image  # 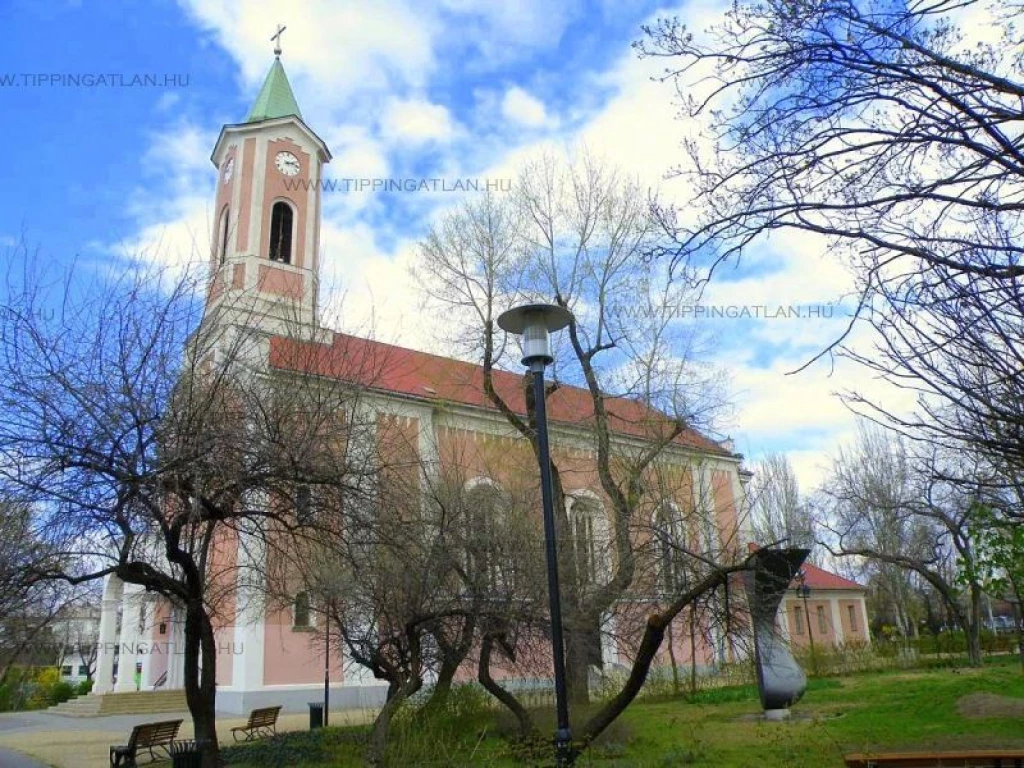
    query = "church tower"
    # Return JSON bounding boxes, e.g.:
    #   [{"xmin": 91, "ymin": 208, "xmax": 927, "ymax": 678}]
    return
[{"xmin": 206, "ymin": 42, "xmax": 331, "ymax": 334}]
